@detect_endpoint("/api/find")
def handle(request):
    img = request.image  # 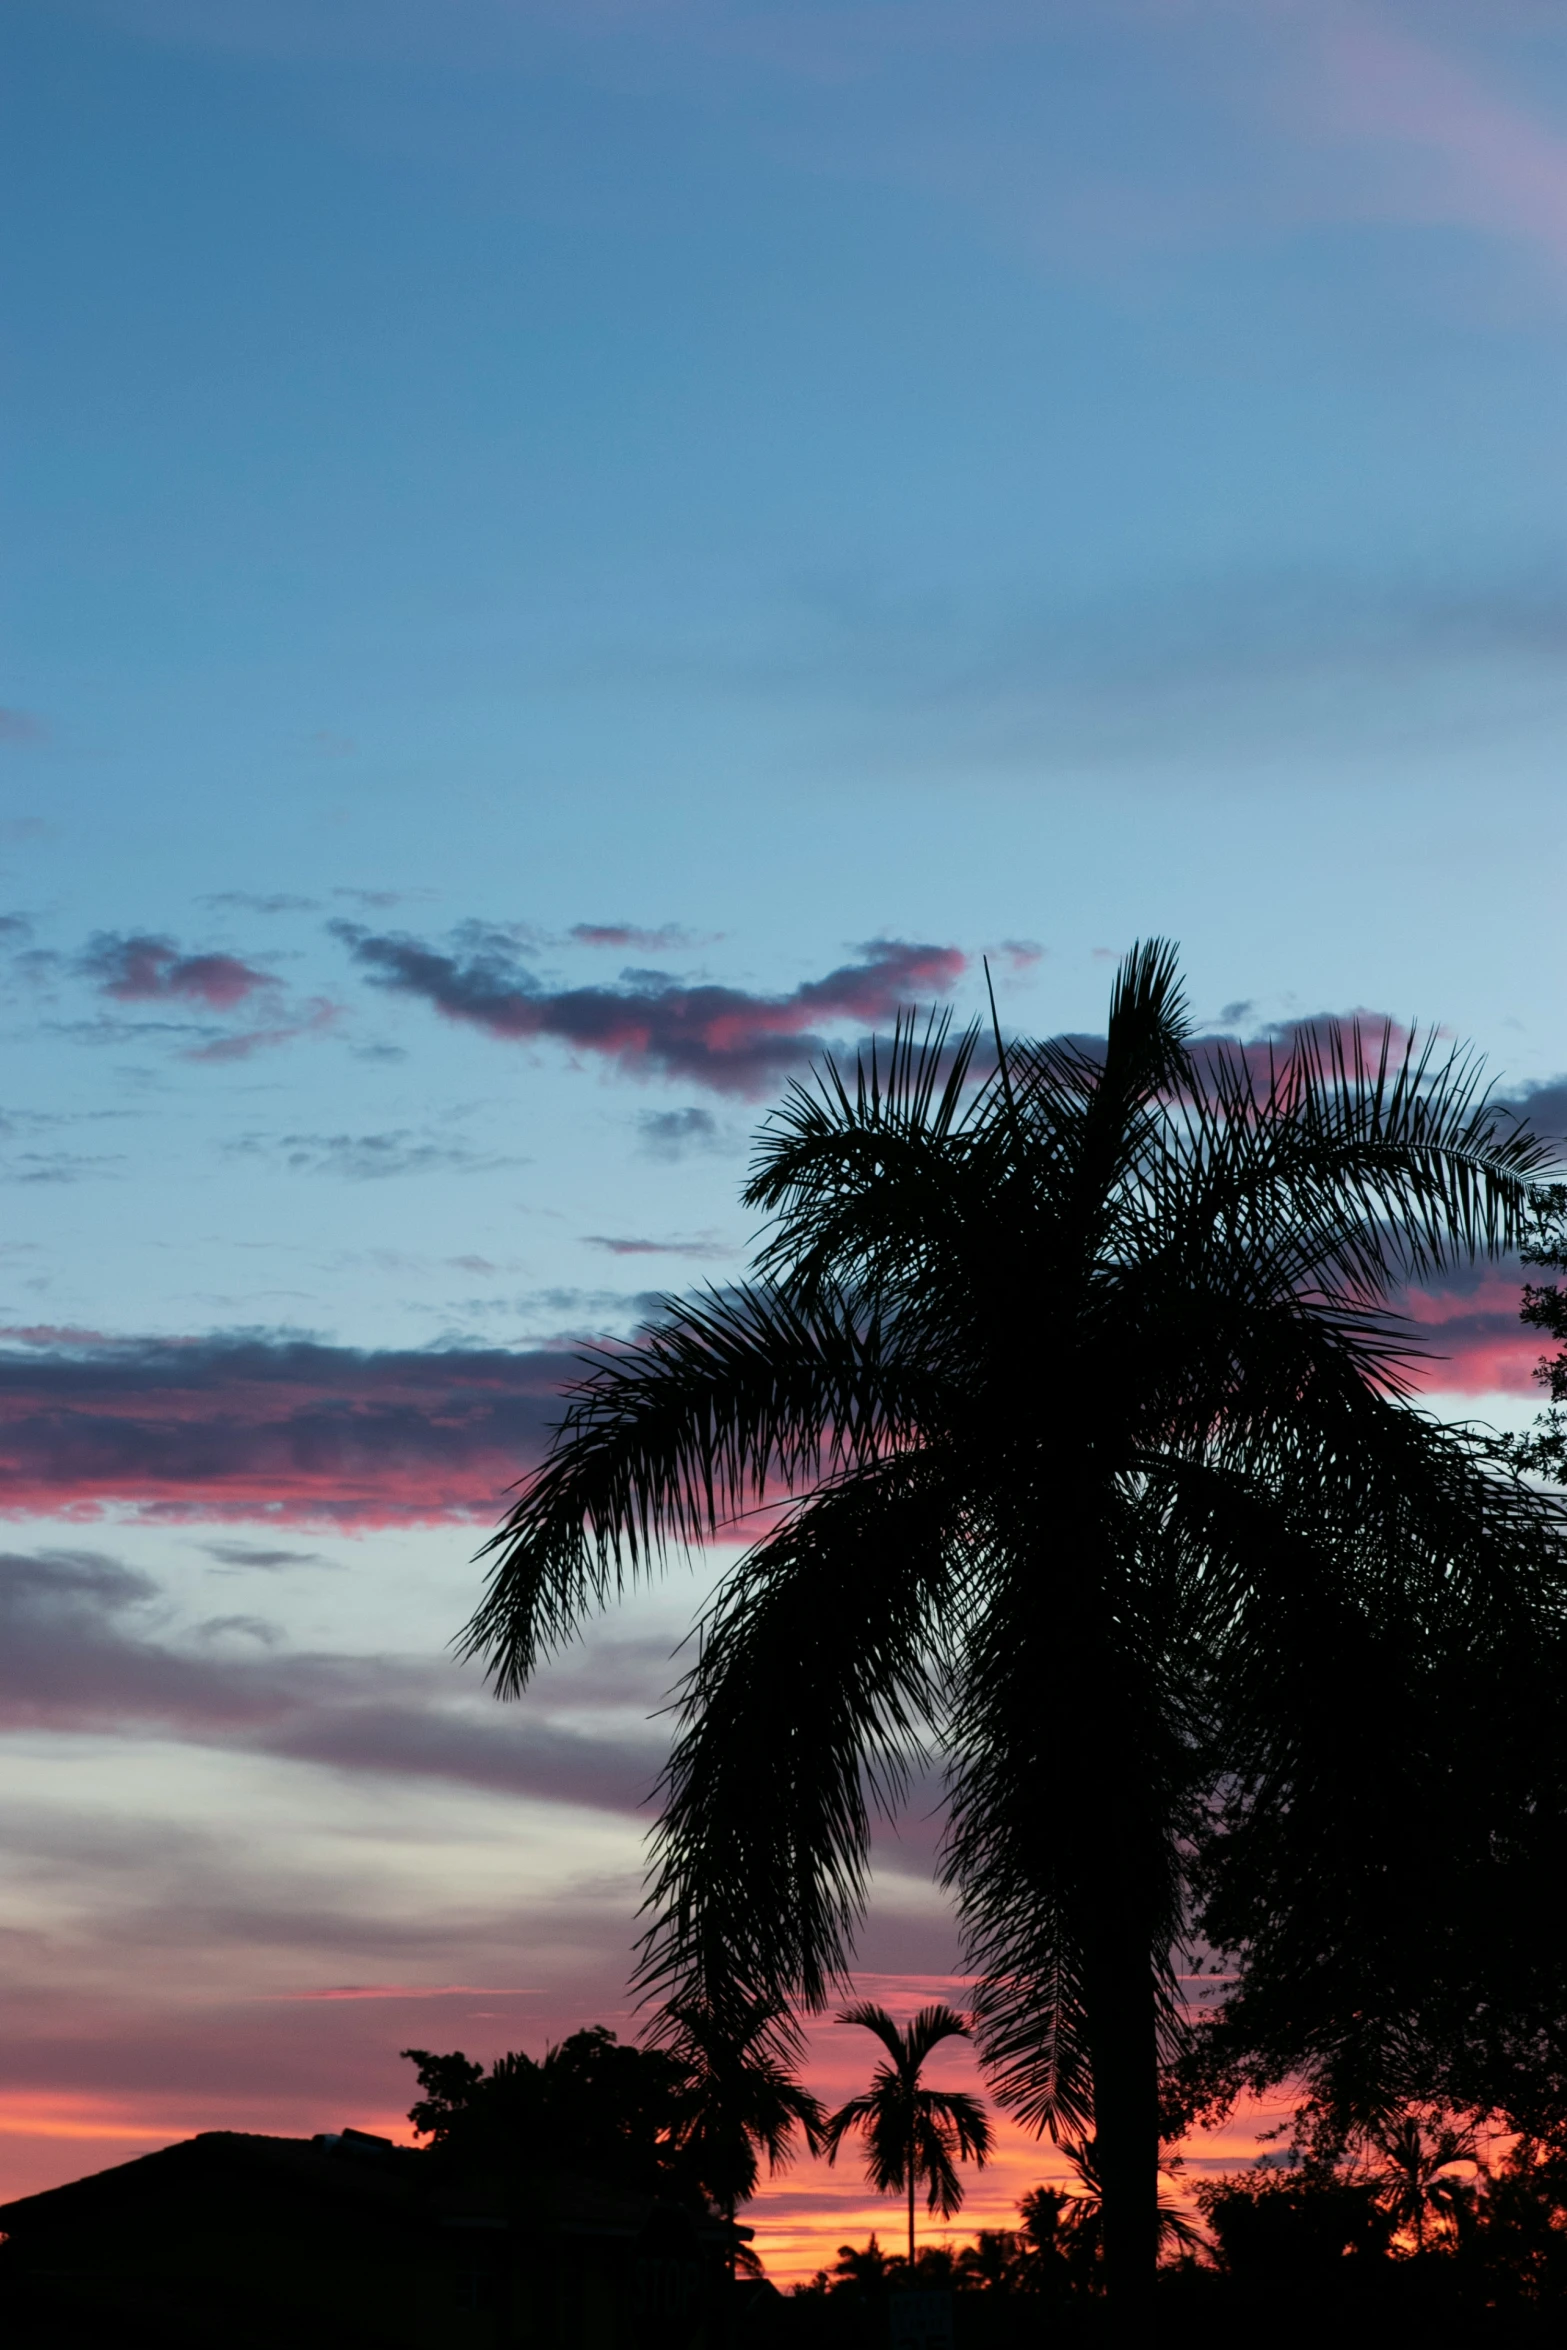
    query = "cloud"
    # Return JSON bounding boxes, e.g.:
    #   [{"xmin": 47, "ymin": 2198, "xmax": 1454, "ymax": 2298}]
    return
[
  {"xmin": 80, "ymin": 934, "xmax": 277, "ymax": 1012},
  {"xmin": 200, "ymin": 893, "xmax": 319, "ymax": 915},
  {"xmin": 581, "ymin": 1234, "xmax": 732, "ymax": 1259},
  {"xmin": 0, "ymin": 1331, "xmax": 579, "ymax": 1526},
  {"xmin": 0, "ymin": 1547, "xmax": 665, "ymax": 1813},
  {"xmin": 269, "ymin": 1984, "xmax": 539, "ymax": 2001},
  {"xmin": 635, "ymin": 1106, "xmax": 731, "ymax": 1160},
  {"xmin": 198, "ymin": 1542, "xmax": 331, "ymax": 1571},
  {"xmin": 569, "ymin": 922, "xmax": 716, "ymax": 951},
  {"xmin": 1401, "ymin": 1272, "xmax": 1546, "ymax": 1396},
  {"xmin": 332, "ymin": 888, "xmax": 439, "ymax": 911},
  {"xmin": 227, "ymin": 1128, "xmax": 525, "ymax": 1180},
  {"xmin": 182, "ymin": 1000, "xmax": 340, "ymax": 1063},
  {"xmin": 333, "ymin": 925, "xmax": 968, "ymax": 1096},
  {"xmin": 1019, "ymin": 1005, "xmax": 1552, "ymax": 1396},
  {"xmin": 0, "ymin": 1150, "xmax": 122, "ymax": 1187},
  {"xmin": 1309, "ymin": 16, "xmax": 1567, "ymax": 274},
  {"xmin": 989, "ymin": 939, "xmax": 1044, "ymax": 975},
  {"xmin": 1498, "ymin": 1076, "xmax": 1567, "ymax": 1145},
  {"xmin": 0, "ymin": 709, "xmax": 44, "ymax": 745}
]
